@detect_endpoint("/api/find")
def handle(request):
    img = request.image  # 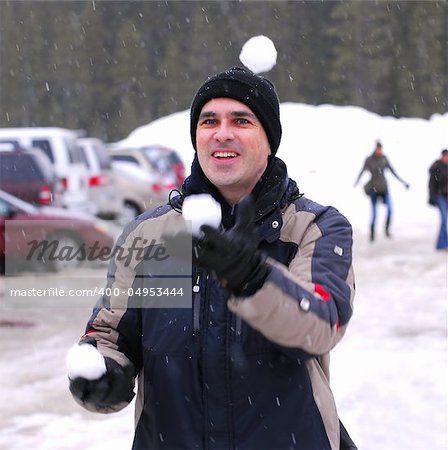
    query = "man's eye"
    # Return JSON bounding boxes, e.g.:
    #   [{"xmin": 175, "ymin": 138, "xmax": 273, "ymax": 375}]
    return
[
  {"xmin": 201, "ymin": 119, "xmax": 215, "ymax": 125},
  {"xmin": 236, "ymin": 118, "xmax": 249, "ymax": 125}
]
